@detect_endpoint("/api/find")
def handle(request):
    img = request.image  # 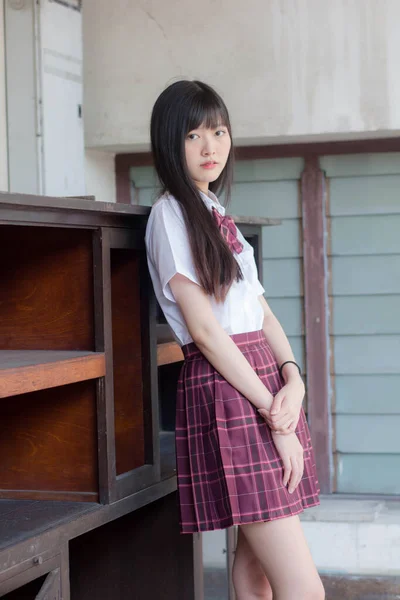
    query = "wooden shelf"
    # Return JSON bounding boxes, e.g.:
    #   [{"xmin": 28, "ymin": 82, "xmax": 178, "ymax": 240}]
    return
[
  {"xmin": 0, "ymin": 477, "xmax": 177, "ymax": 555},
  {"xmin": 157, "ymin": 342, "xmax": 184, "ymax": 366},
  {"xmin": 232, "ymin": 215, "xmax": 282, "ymax": 226},
  {"xmin": 0, "ymin": 351, "xmax": 106, "ymax": 398}
]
